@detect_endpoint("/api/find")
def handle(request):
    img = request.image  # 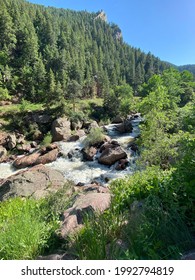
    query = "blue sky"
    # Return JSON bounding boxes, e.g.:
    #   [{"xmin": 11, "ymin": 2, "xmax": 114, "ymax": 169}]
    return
[{"xmin": 28, "ymin": 0, "xmax": 195, "ymax": 66}]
